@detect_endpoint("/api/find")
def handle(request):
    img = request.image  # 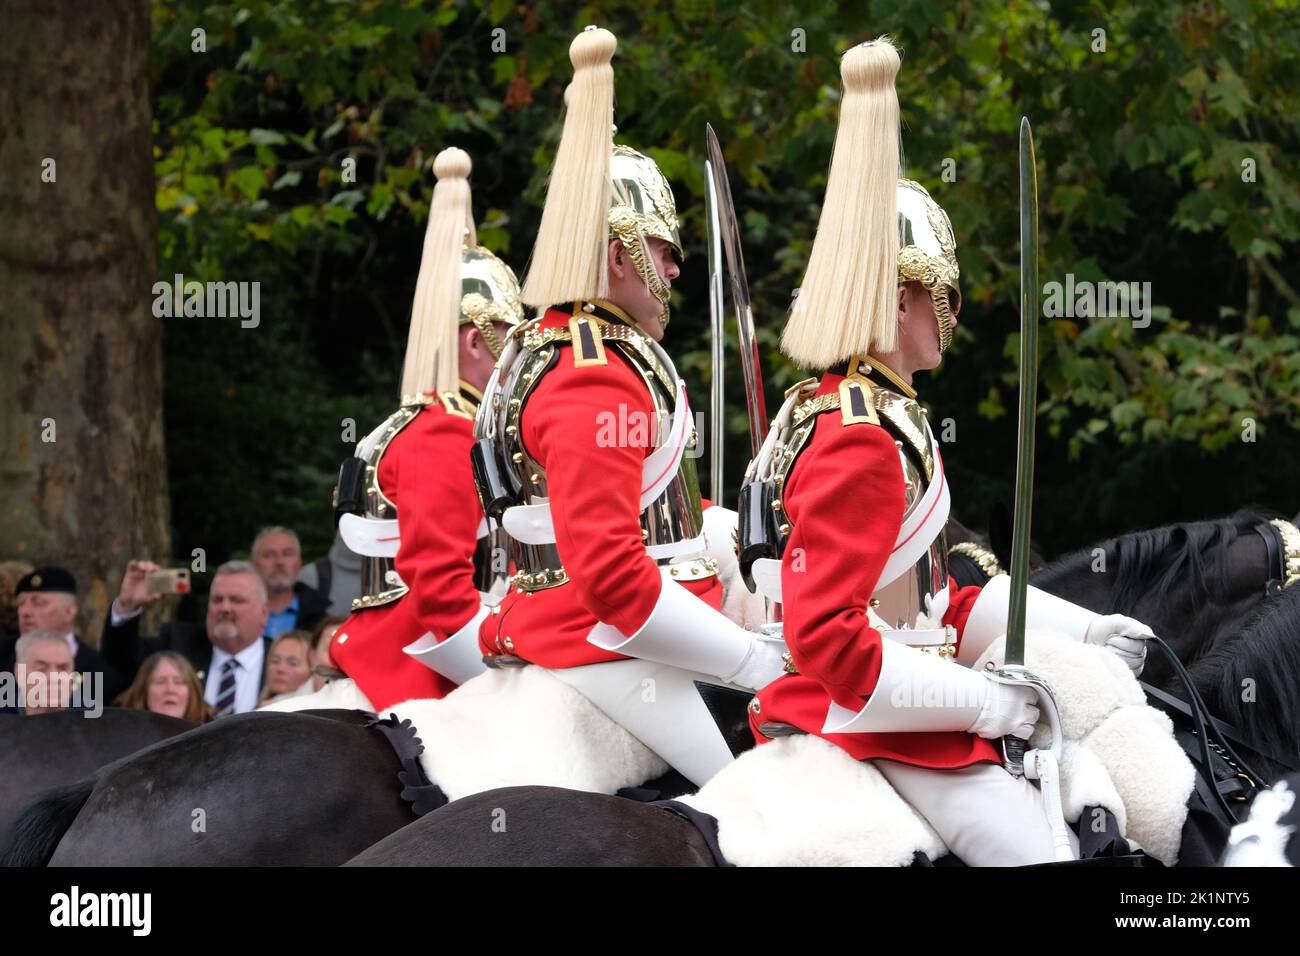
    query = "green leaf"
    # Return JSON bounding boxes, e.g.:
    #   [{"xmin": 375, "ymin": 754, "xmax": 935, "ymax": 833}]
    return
[
  {"xmin": 492, "ymin": 55, "xmax": 517, "ymax": 86},
  {"xmin": 249, "ymin": 128, "xmax": 288, "ymax": 146},
  {"xmin": 330, "ymin": 189, "xmax": 365, "ymax": 210},
  {"xmin": 227, "ymin": 166, "xmax": 268, "ymax": 200},
  {"xmin": 272, "ymin": 170, "xmax": 302, "ymax": 190}
]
